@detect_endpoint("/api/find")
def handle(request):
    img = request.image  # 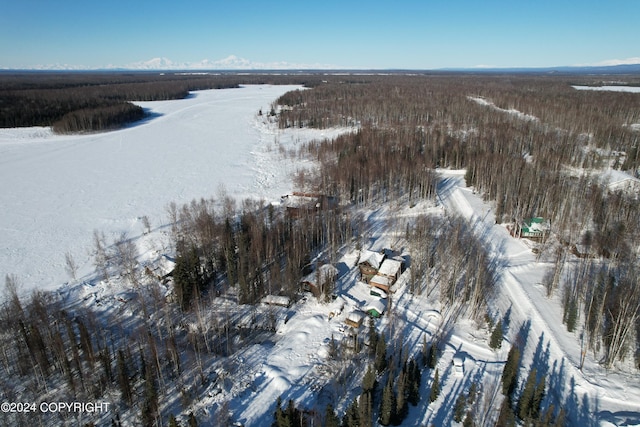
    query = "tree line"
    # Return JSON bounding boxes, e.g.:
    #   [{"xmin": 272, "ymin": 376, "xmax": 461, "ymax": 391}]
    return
[{"xmin": 0, "ymin": 71, "xmax": 327, "ymax": 131}]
